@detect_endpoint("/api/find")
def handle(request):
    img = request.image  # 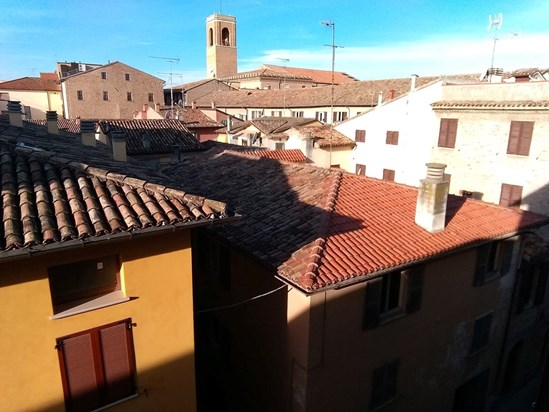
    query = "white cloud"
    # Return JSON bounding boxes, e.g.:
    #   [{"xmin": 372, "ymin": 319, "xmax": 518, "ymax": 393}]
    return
[{"xmin": 245, "ymin": 32, "xmax": 549, "ymax": 80}]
